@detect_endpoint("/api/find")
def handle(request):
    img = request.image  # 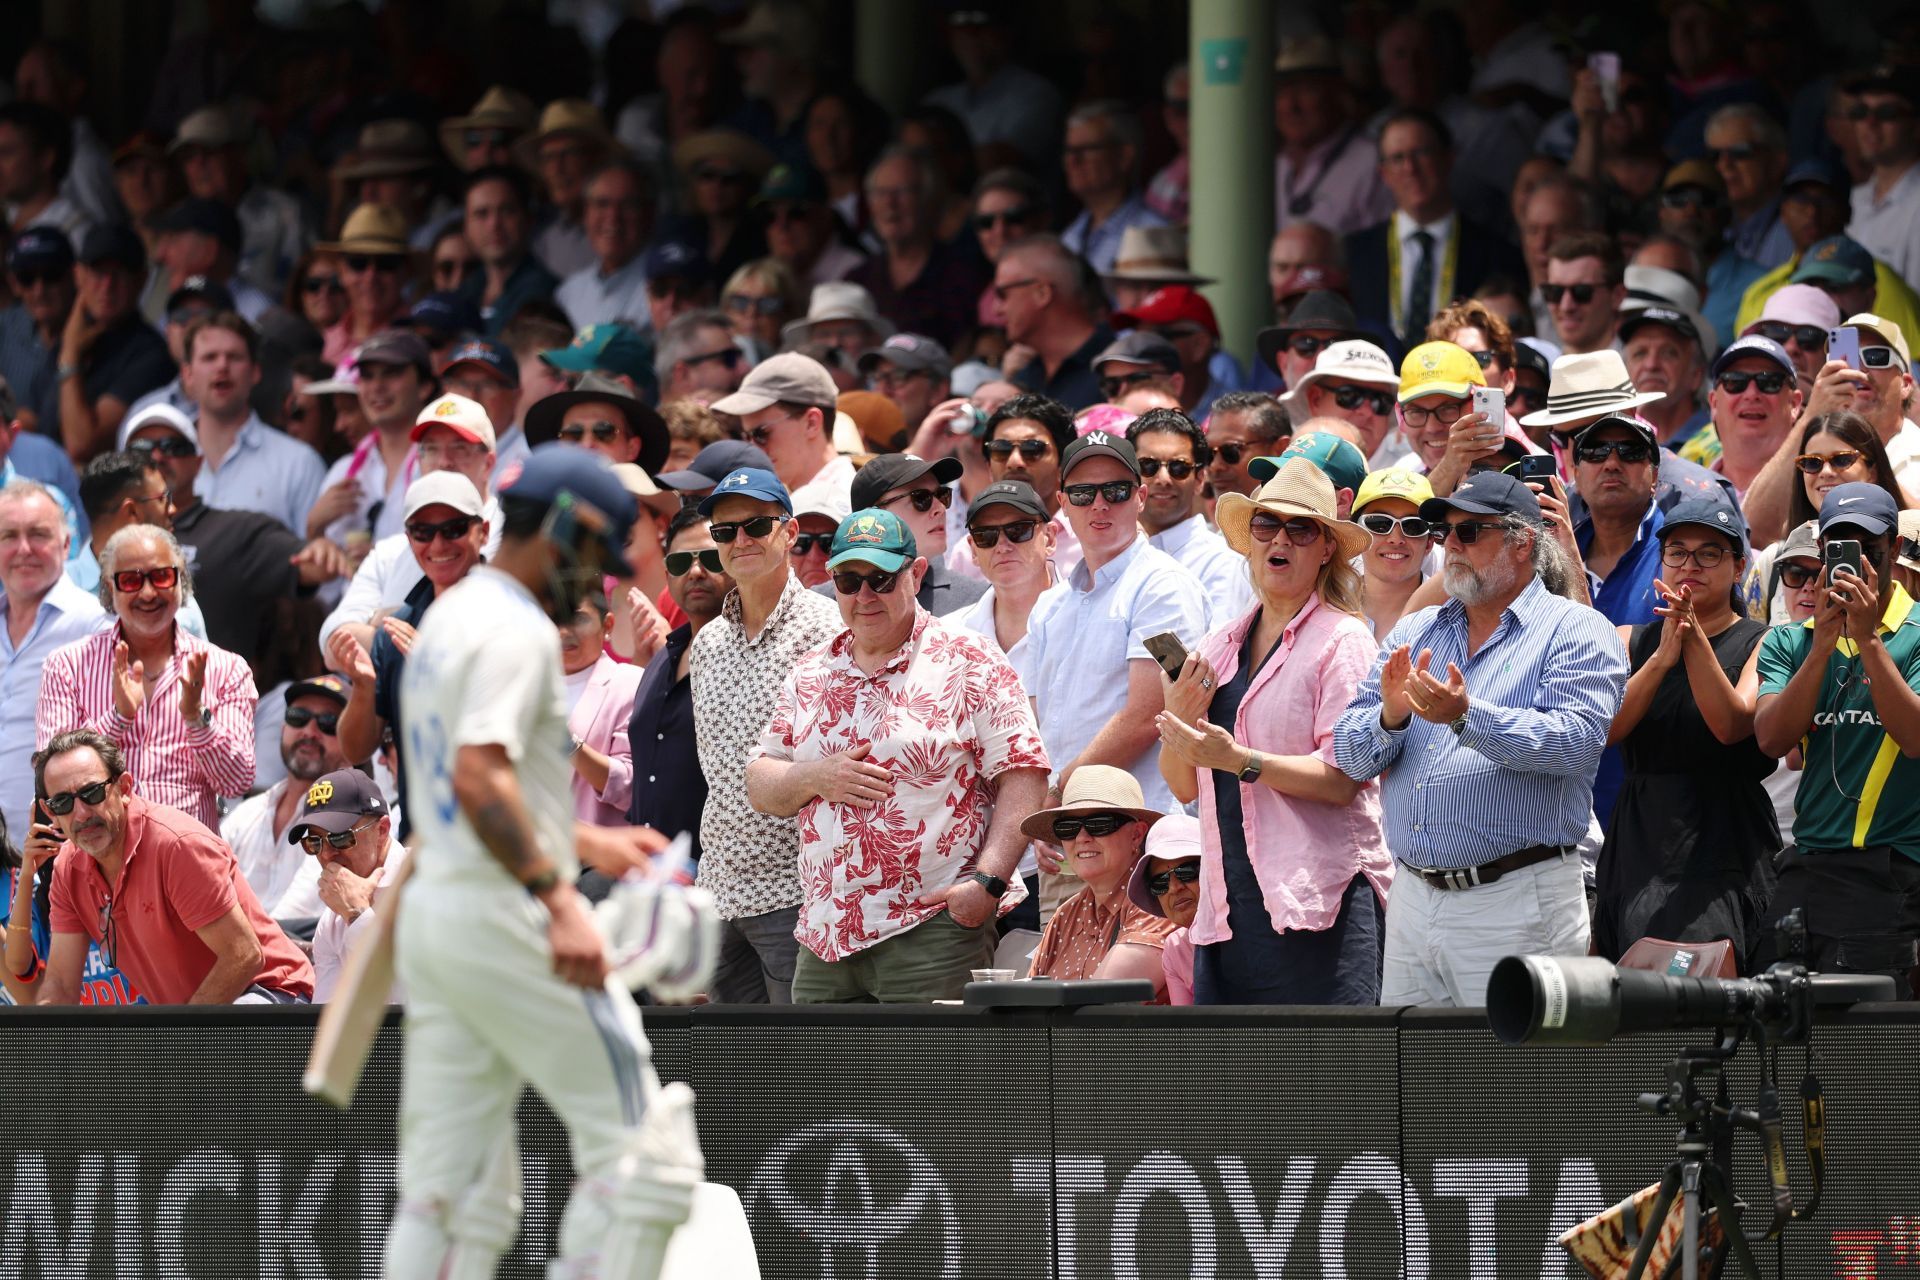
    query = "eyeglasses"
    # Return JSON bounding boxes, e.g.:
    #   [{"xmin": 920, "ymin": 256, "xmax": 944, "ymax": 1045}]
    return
[
  {"xmin": 1659, "ymin": 188, "xmax": 1719, "ymax": 211},
  {"xmin": 1381, "ymin": 144, "xmax": 1443, "ymax": 169},
  {"xmin": 128, "ymin": 436, "xmax": 196, "ymax": 459},
  {"xmin": 1359, "ymin": 513, "xmax": 1433, "ymax": 538},
  {"xmin": 878, "ymin": 486, "xmax": 951, "ymax": 514},
  {"xmin": 284, "ymin": 706, "xmax": 341, "ymax": 734},
  {"xmin": 111, "ymin": 566, "xmax": 179, "ymax": 593},
  {"xmin": 869, "ymin": 368, "xmax": 929, "ymax": 392},
  {"xmin": 1099, "ymin": 371, "xmax": 1160, "ymax": 399},
  {"xmin": 1863, "ymin": 346, "xmax": 1902, "ymax": 370},
  {"xmin": 745, "ymin": 411, "xmax": 806, "ymax": 448},
  {"xmin": 302, "ymin": 275, "xmax": 344, "ymax": 294},
  {"xmin": 1063, "ymin": 480, "xmax": 1136, "ymax": 506},
  {"xmin": 684, "ymin": 346, "xmax": 743, "ymax": 369},
  {"xmin": 1575, "ymin": 440, "xmax": 1657, "ymax": 465},
  {"xmin": 786, "ymin": 533, "xmax": 831, "ymax": 556},
  {"xmin": 41, "ymin": 776, "xmax": 117, "ymax": 816},
  {"xmin": 344, "ymin": 255, "xmax": 404, "ymax": 275},
  {"xmin": 433, "ymin": 258, "xmax": 479, "ymax": 281},
  {"xmin": 299, "ymin": 818, "xmax": 380, "ymax": 855},
  {"xmin": 1146, "ymin": 862, "xmax": 1202, "ymax": 895},
  {"xmin": 1706, "ymin": 144, "xmax": 1760, "ymax": 164},
  {"xmin": 1794, "ymin": 451, "xmax": 1862, "ymax": 474},
  {"xmin": 968, "ymin": 519, "xmax": 1039, "ymax": 548},
  {"xmin": 1660, "ymin": 542, "xmax": 1731, "ymax": 569},
  {"xmin": 1716, "ymin": 370, "xmax": 1789, "ymax": 395},
  {"xmin": 1541, "ymin": 282, "xmax": 1604, "ymax": 305},
  {"xmin": 406, "ymin": 515, "xmax": 479, "ymax": 544},
  {"xmin": 1848, "ymin": 103, "xmax": 1915, "ymax": 123},
  {"xmin": 992, "ymin": 278, "xmax": 1042, "ymax": 302},
  {"xmin": 1052, "ymin": 813, "xmax": 1128, "ymax": 839},
  {"xmin": 709, "ymin": 515, "xmax": 780, "ymax": 543},
  {"xmin": 1778, "ymin": 561, "xmax": 1820, "ymax": 589},
  {"xmin": 1751, "ymin": 322, "xmax": 1826, "ymax": 349},
  {"xmin": 973, "ymin": 206, "xmax": 1032, "ymax": 231},
  {"xmin": 1248, "ymin": 513, "xmax": 1325, "ymax": 546},
  {"xmin": 725, "ymin": 293, "xmax": 785, "ymax": 316},
  {"xmin": 831, "ymin": 569, "xmax": 901, "ymax": 595},
  {"xmin": 1431, "ymin": 520, "xmax": 1508, "ymax": 544},
  {"xmin": 666, "ymin": 548, "xmax": 725, "ymax": 575},
  {"xmin": 985, "ymin": 438, "xmax": 1051, "ymax": 462},
  {"xmin": 1136, "ymin": 458, "xmax": 1197, "ymax": 480},
  {"xmin": 558, "ymin": 420, "xmax": 626, "ymax": 445},
  {"xmin": 1211, "ymin": 442, "xmax": 1248, "ymax": 465},
  {"xmin": 416, "ymin": 439, "xmax": 485, "ymax": 464}
]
